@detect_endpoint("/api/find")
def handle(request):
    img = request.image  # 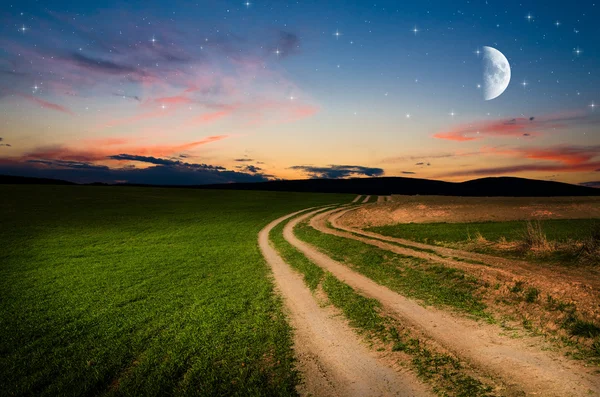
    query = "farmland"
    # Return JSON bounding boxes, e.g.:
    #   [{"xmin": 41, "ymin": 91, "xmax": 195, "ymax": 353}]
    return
[
  {"xmin": 3, "ymin": 187, "xmax": 600, "ymax": 396},
  {"xmin": 0, "ymin": 185, "xmax": 348, "ymax": 396}
]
